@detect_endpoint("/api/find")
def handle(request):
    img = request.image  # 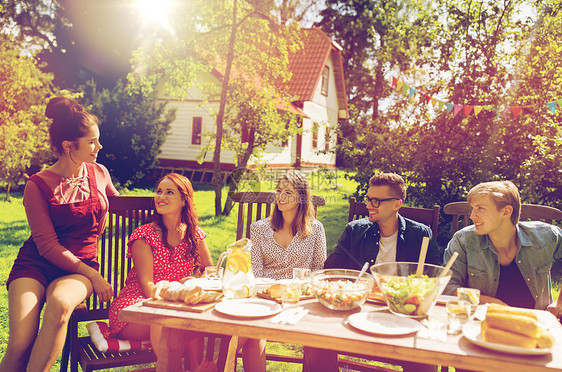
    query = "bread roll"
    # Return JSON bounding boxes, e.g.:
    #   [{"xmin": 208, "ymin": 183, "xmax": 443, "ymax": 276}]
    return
[
  {"xmin": 481, "ymin": 321, "xmax": 537, "ymax": 348},
  {"xmin": 484, "ymin": 312, "xmax": 539, "ymax": 338},
  {"xmin": 266, "ymin": 284, "xmax": 282, "ymax": 298}
]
